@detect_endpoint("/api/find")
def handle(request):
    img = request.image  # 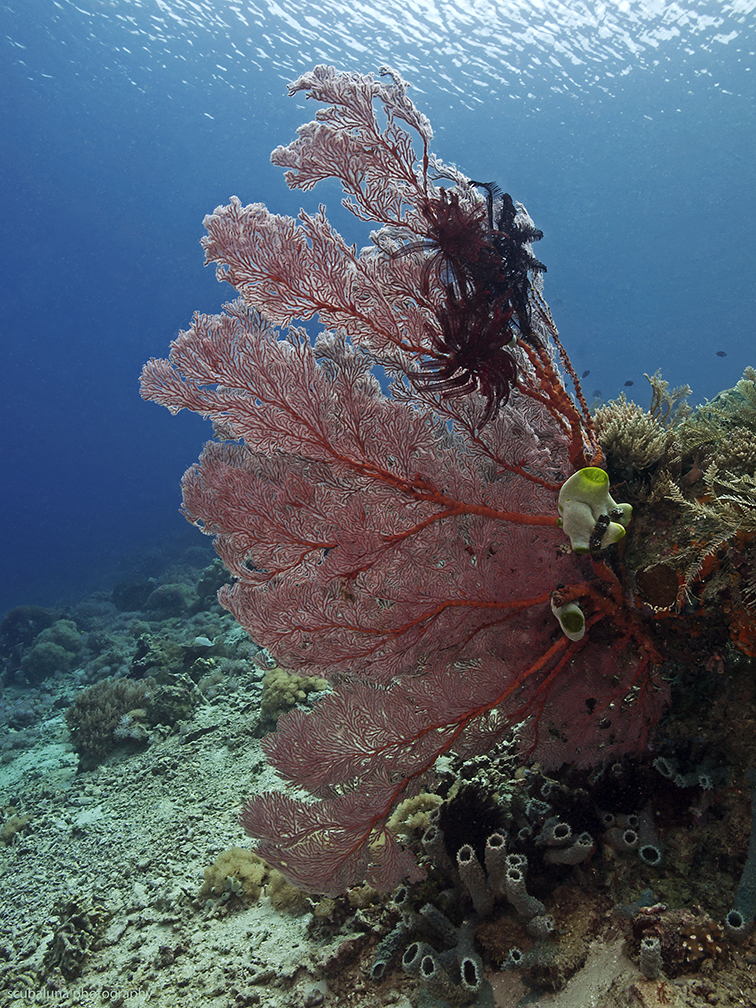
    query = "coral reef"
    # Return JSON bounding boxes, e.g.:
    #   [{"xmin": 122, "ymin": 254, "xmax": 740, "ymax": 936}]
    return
[
  {"xmin": 2, "ymin": 58, "xmax": 751, "ymax": 1008},
  {"xmin": 0, "ymin": 537, "xmax": 755, "ymax": 1005},
  {"xmin": 136, "ymin": 63, "xmax": 756, "ymax": 1002},
  {"xmin": 144, "ymin": 582, "xmax": 197, "ymax": 619}
]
